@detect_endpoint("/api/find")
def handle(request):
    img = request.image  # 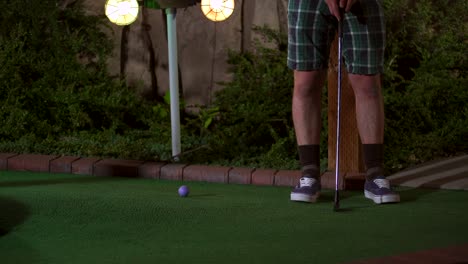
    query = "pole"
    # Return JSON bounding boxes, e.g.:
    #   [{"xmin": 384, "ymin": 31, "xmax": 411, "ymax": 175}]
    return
[{"xmin": 166, "ymin": 8, "xmax": 181, "ymax": 160}]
